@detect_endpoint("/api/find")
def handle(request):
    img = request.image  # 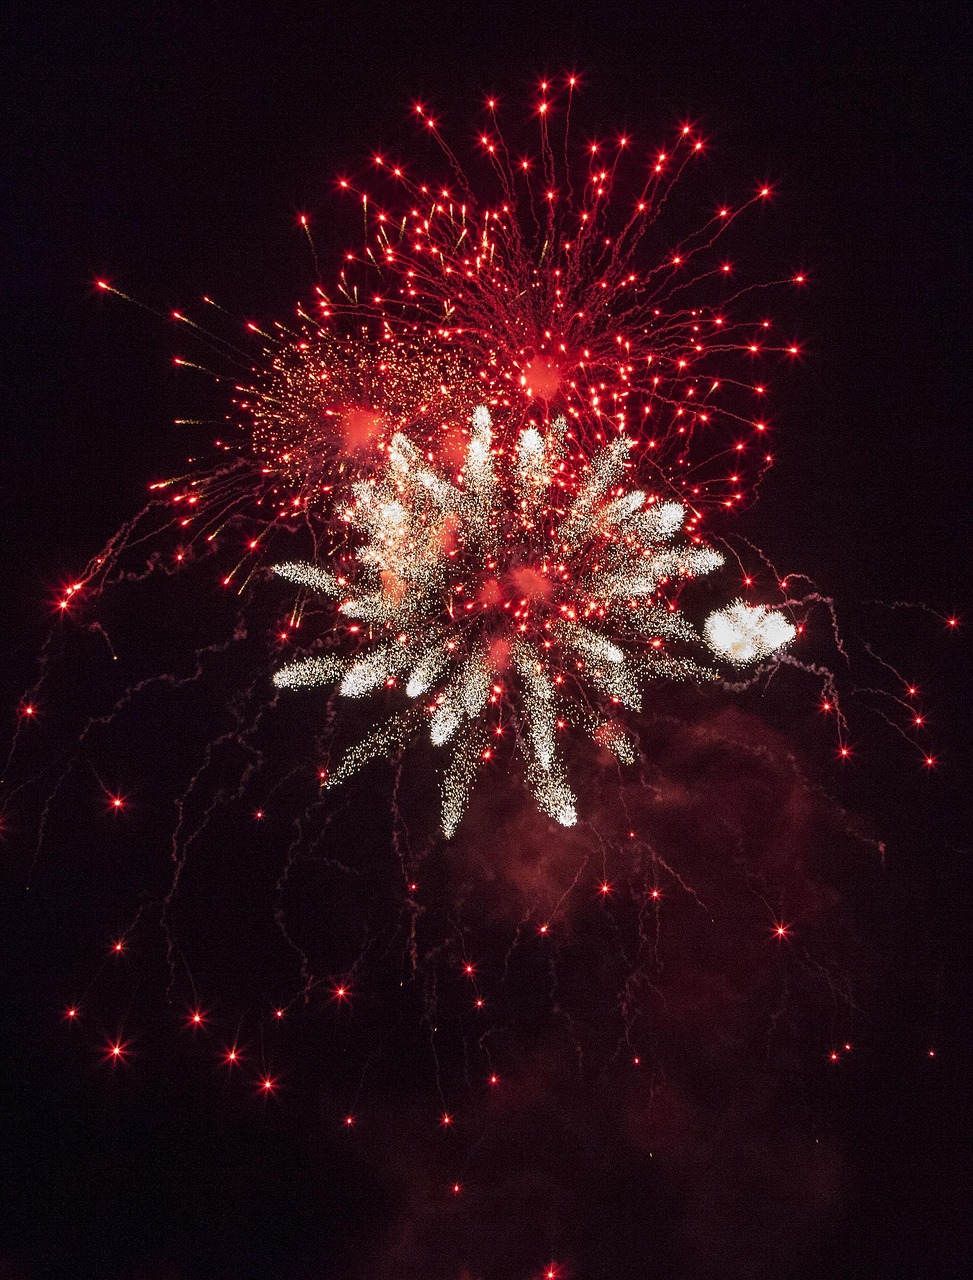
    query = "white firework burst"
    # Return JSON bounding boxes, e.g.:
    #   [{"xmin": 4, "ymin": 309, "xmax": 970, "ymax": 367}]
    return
[{"xmin": 273, "ymin": 408, "xmax": 794, "ymax": 837}]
